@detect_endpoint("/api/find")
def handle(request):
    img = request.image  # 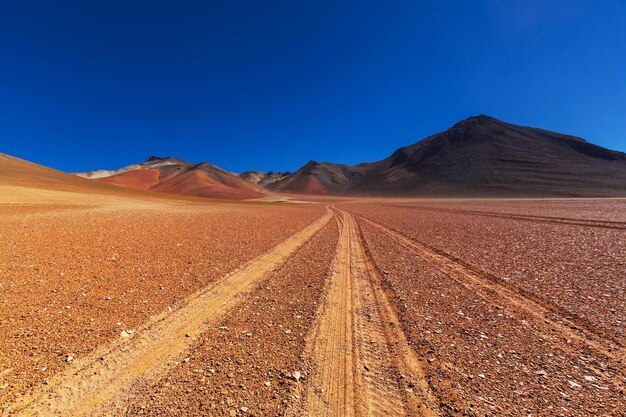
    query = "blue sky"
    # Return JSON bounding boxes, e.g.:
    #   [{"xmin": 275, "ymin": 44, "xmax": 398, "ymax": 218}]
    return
[{"xmin": 1, "ymin": 0, "xmax": 625, "ymax": 173}]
